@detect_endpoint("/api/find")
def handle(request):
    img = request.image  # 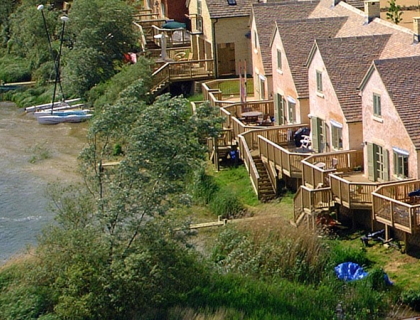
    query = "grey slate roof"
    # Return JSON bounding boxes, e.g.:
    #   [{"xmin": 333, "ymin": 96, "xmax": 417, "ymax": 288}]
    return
[
  {"xmin": 373, "ymin": 56, "xmax": 420, "ymax": 149},
  {"xmin": 207, "ymin": 0, "xmax": 256, "ymax": 18},
  {"xmin": 252, "ymin": 1, "xmax": 320, "ymax": 74},
  {"xmin": 314, "ymin": 34, "xmax": 391, "ymax": 122},
  {"xmin": 275, "ymin": 17, "xmax": 347, "ymax": 98}
]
